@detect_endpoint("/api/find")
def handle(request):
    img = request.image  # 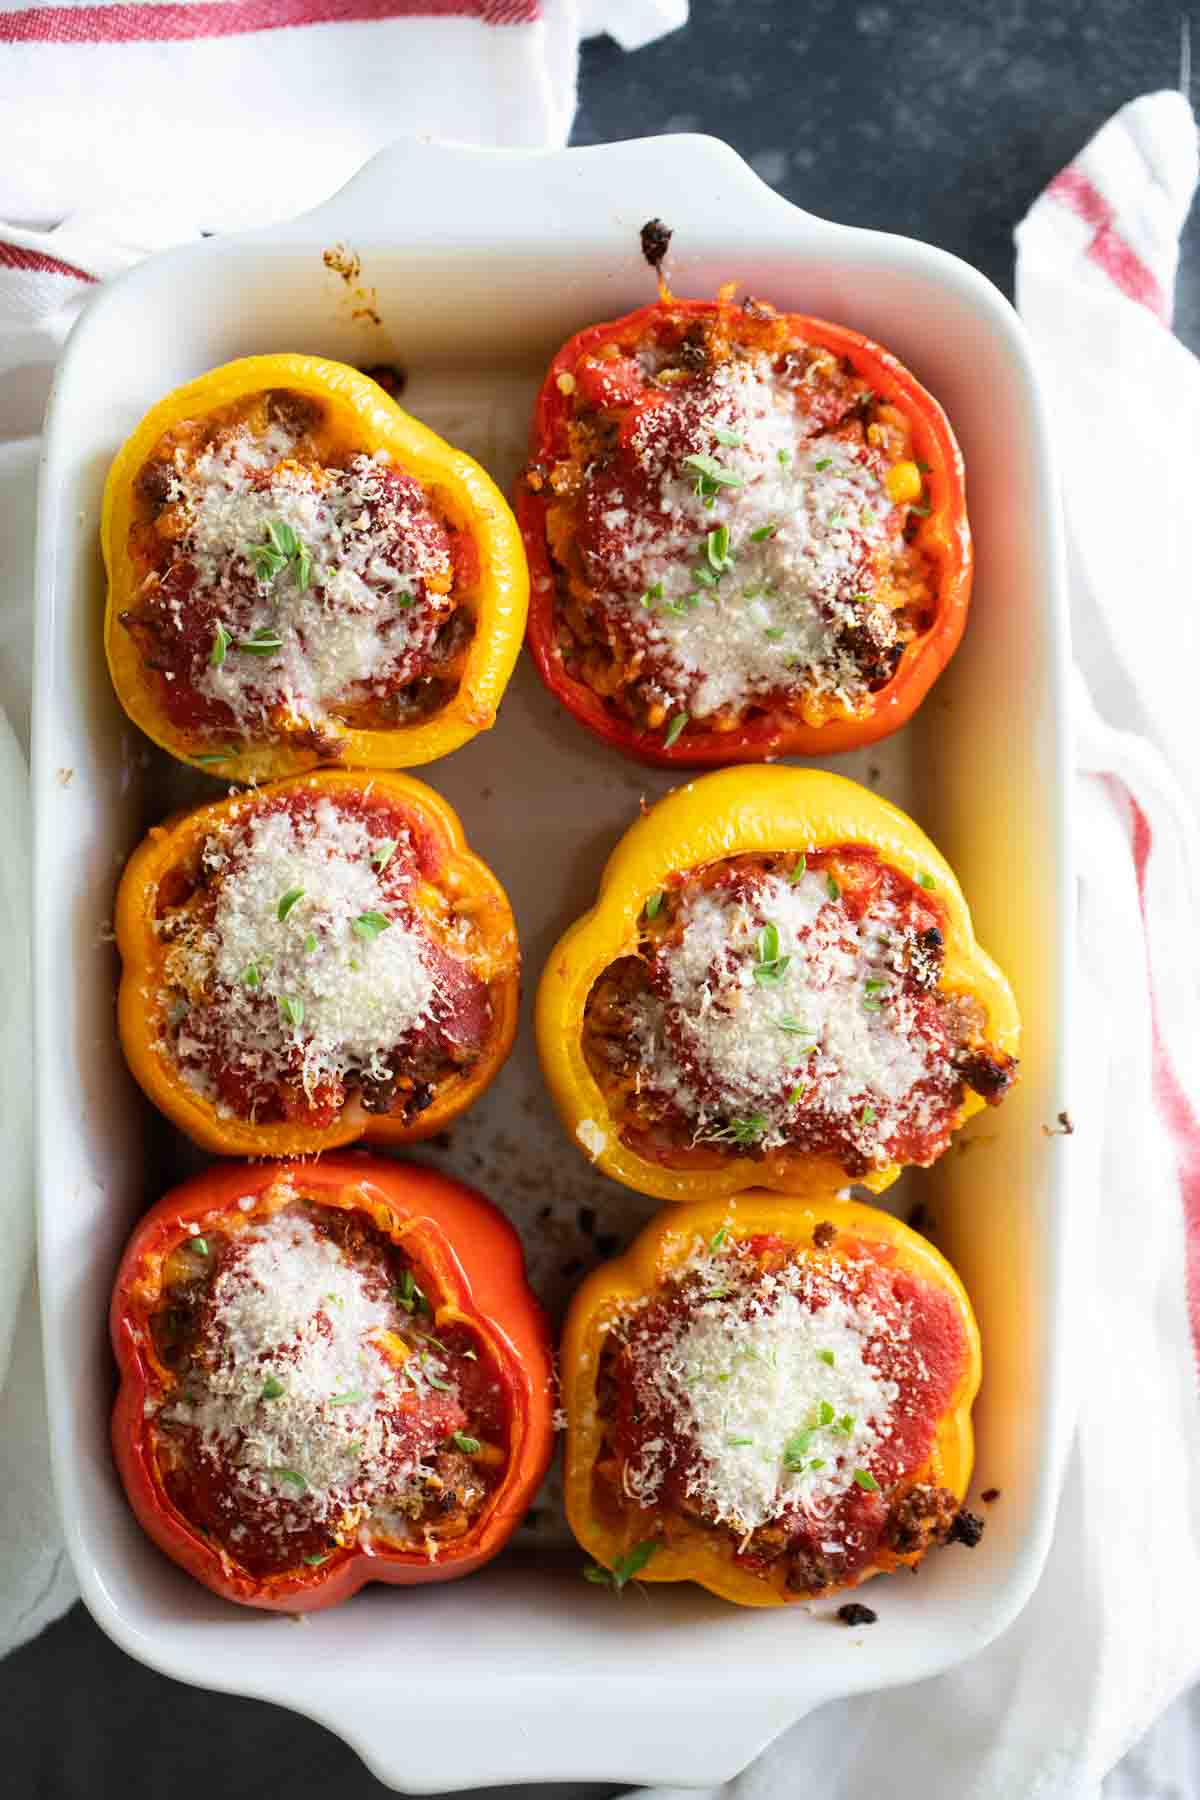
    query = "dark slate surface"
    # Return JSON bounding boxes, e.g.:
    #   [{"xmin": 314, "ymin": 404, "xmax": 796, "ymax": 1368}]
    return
[{"xmin": 6, "ymin": 5, "xmax": 1196, "ymax": 1797}]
